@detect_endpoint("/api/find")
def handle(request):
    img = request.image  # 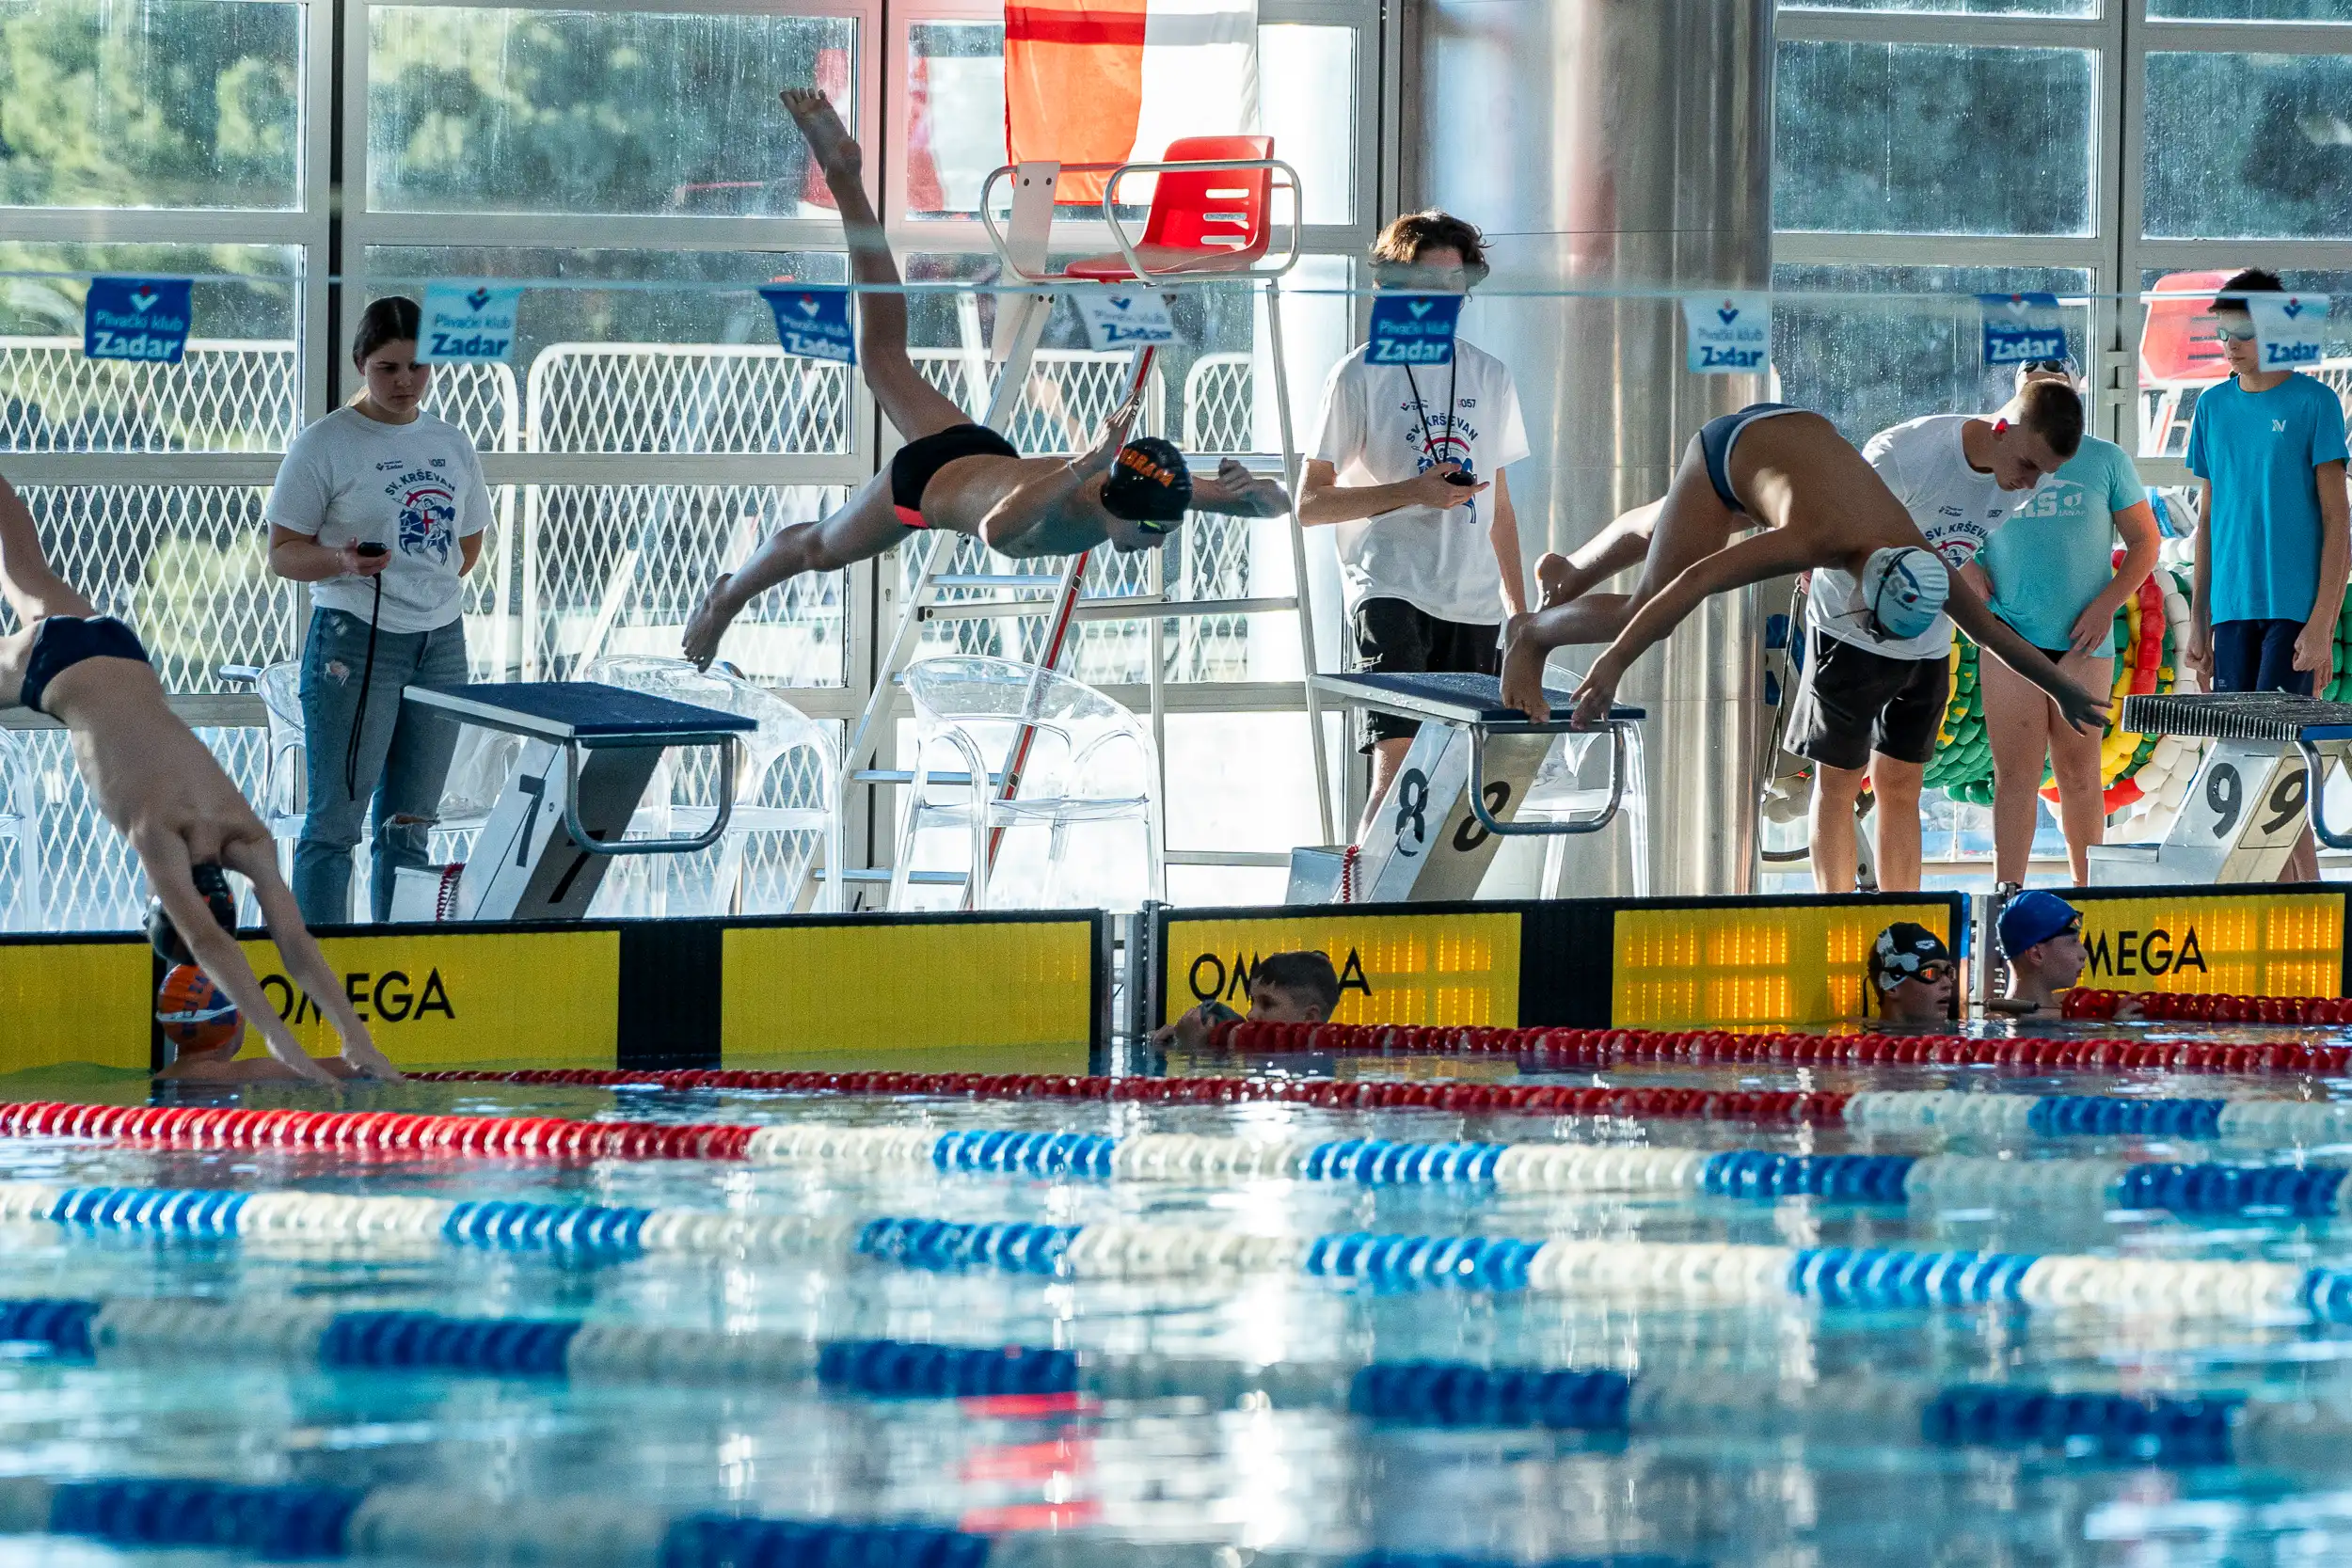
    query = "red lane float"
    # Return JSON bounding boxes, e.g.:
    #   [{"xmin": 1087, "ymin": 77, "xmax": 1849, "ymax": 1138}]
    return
[{"xmin": 2062, "ymin": 989, "xmax": 2352, "ymax": 1026}]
